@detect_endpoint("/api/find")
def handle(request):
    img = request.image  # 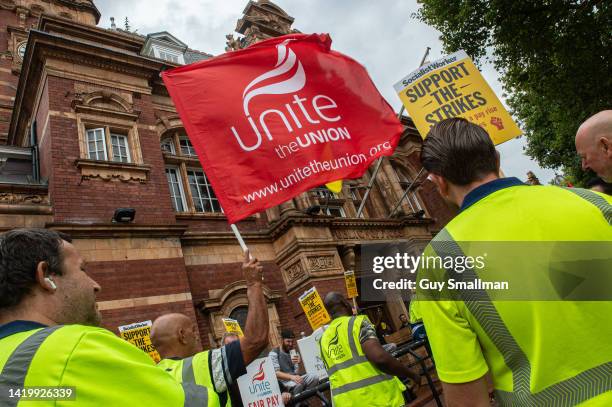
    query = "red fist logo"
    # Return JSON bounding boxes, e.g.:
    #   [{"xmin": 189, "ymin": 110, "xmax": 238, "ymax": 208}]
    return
[{"xmin": 490, "ymin": 117, "xmax": 504, "ymax": 130}]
